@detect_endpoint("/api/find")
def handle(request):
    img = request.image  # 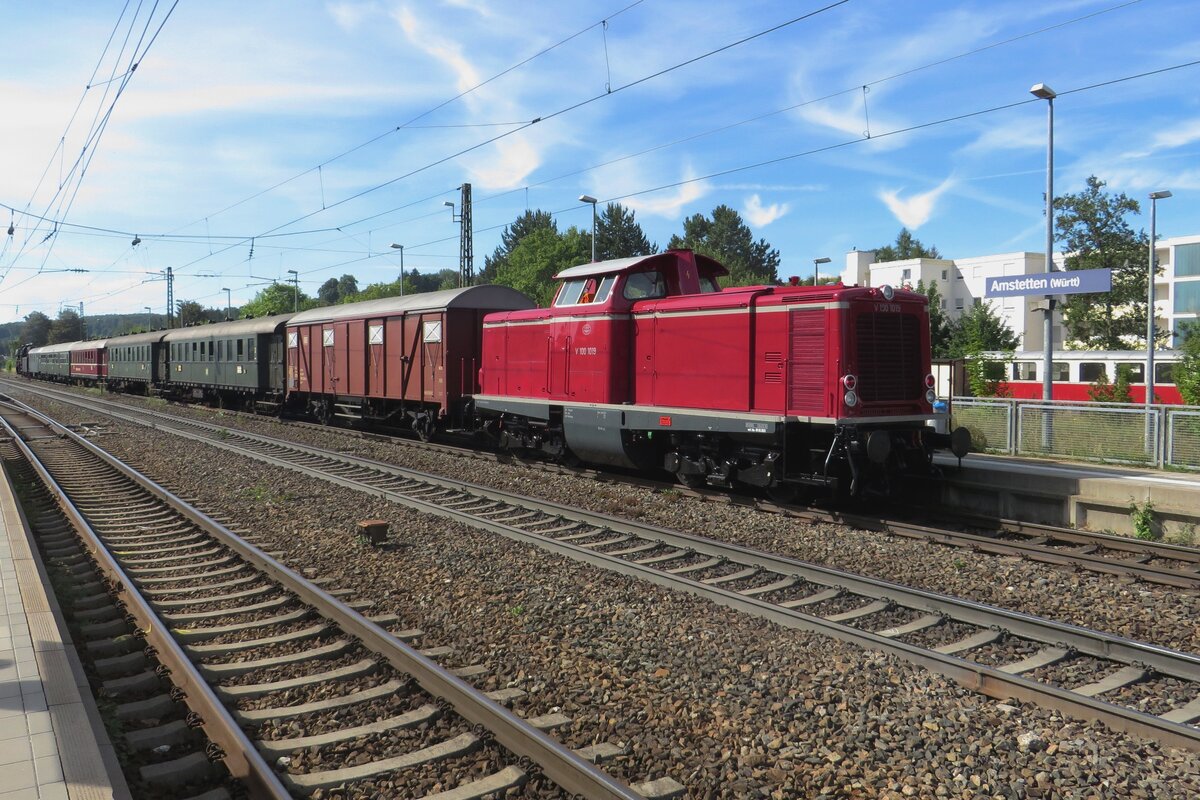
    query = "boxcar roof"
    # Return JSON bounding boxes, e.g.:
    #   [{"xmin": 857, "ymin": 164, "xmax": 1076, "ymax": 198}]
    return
[
  {"xmin": 162, "ymin": 314, "xmax": 292, "ymax": 342},
  {"xmin": 287, "ymin": 285, "xmax": 534, "ymax": 325},
  {"xmin": 554, "ymin": 250, "xmax": 728, "ymax": 281}
]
